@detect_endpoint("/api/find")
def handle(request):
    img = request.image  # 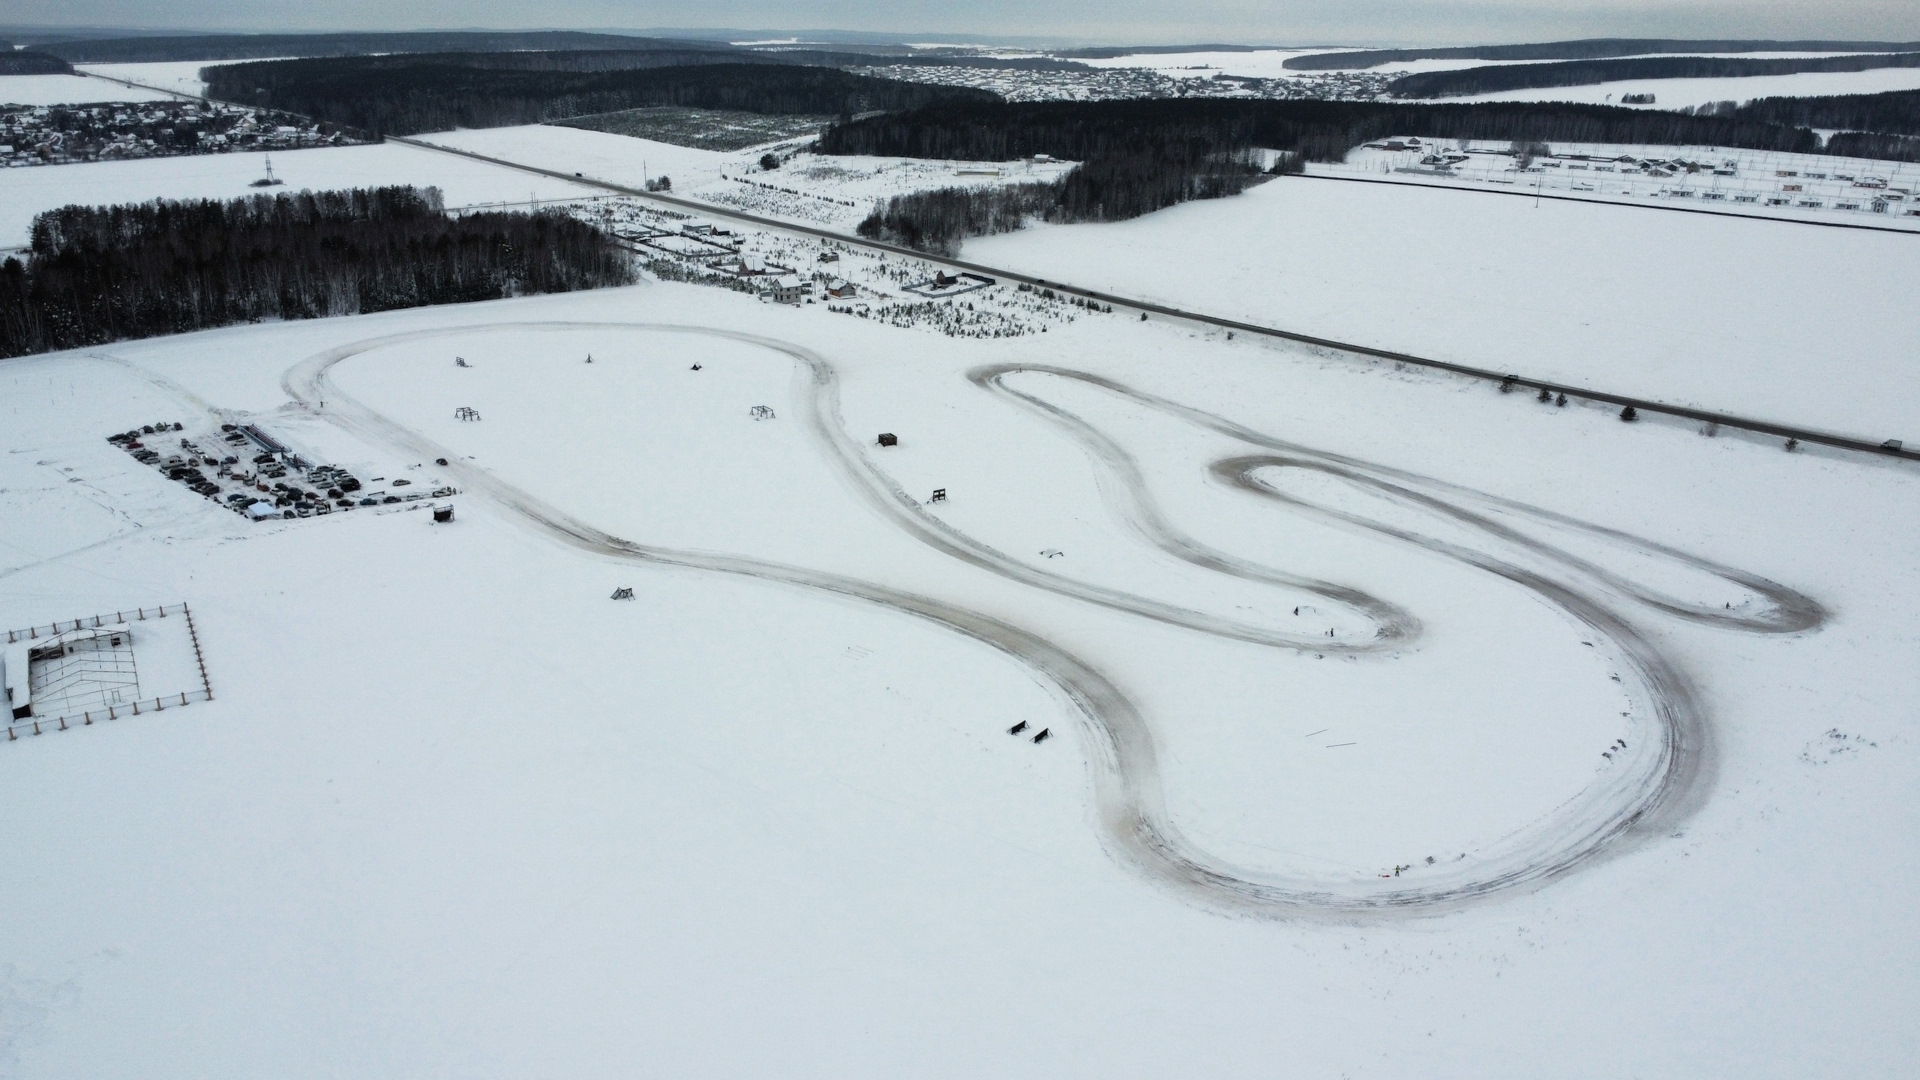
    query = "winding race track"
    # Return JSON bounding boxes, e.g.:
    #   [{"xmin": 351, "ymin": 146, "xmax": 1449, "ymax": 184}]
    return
[{"xmin": 283, "ymin": 322, "xmax": 1823, "ymax": 918}]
